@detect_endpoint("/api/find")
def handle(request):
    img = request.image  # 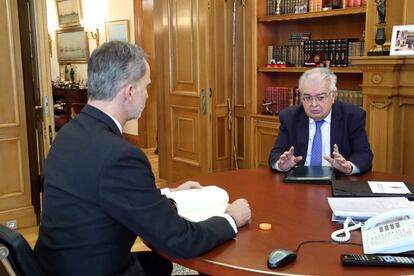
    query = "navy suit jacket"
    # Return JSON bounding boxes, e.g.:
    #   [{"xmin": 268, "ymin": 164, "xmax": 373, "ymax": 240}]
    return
[
  {"xmin": 35, "ymin": 105, "xmax": 235, "ymax": 276},
  {"xmin": 268, "ymin": 101, "xmax": 373, "ymax": 173}
]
